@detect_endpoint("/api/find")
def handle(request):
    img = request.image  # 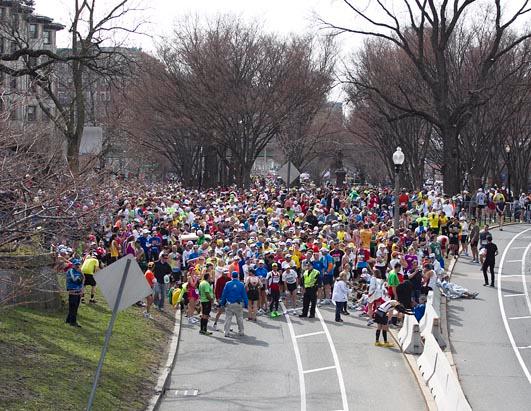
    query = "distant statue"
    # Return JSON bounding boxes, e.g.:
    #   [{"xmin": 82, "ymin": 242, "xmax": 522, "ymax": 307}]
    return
[{"xmin": 334, "ymin": 151, "xmax": 346, "ymax": 187}]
